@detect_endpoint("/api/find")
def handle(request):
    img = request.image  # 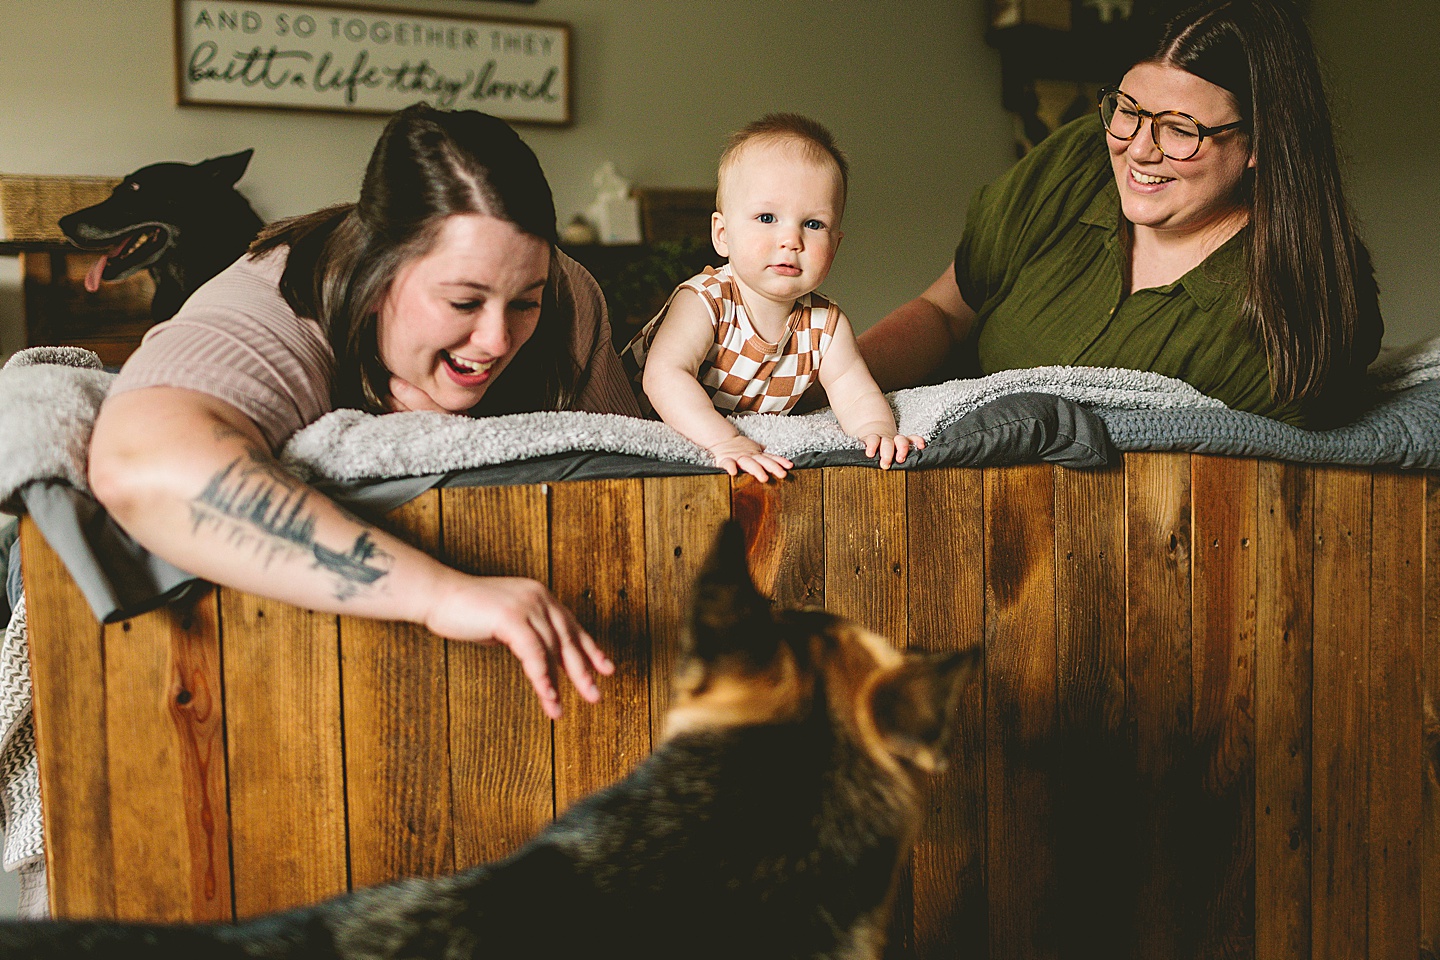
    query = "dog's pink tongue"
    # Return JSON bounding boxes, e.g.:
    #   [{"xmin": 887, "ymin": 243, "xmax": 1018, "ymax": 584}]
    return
[
  {"xmin": 84, "ymin": 254, "xmax": 109, "ymax": 293},
  {"xmin": 83, "ymin": 240, "xmax": 131, "ymax": 292}
]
